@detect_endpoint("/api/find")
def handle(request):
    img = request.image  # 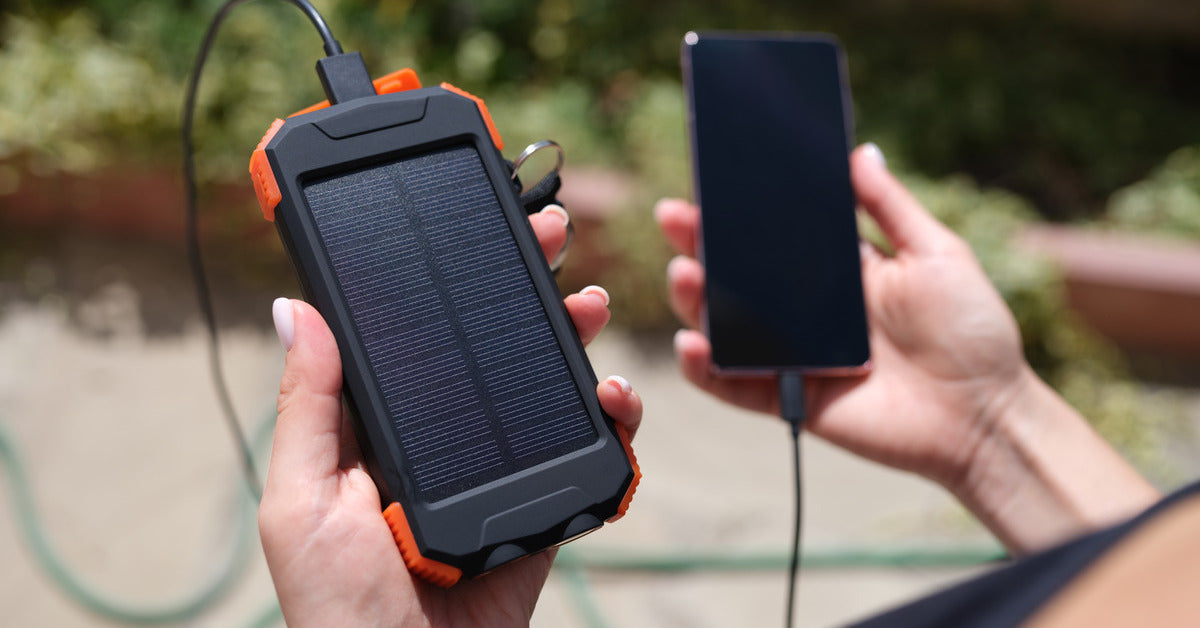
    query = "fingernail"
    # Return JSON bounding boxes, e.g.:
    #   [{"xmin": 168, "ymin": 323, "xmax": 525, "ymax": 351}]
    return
[
  {"xmin": 653, "ymin": 198, "xmax": 678, "ymax": 222},
  {"xmin": 580, "ymin": 285, "xmax": 610, "ymax": 306},
  {"xmin": 539, "ymin": 204, "xmax": 569, "ymax": 226},
  {"xmin": 673, "ymin": 328, "xmax": 688, "ymax": 352},
  {"xmin": 272, "ymin": 297, "xmax": 295, "ymax": 351},
  {"xmin": 605, "ymin": 375, "xmax": 632, "ymax": 395},
  {"xmin": 862, "ymin": 142, "xmax": 887, "ymax": 168},
  {"xmin": 667, "ymin": 255, "xmax": 690, "ymax": 281}
]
